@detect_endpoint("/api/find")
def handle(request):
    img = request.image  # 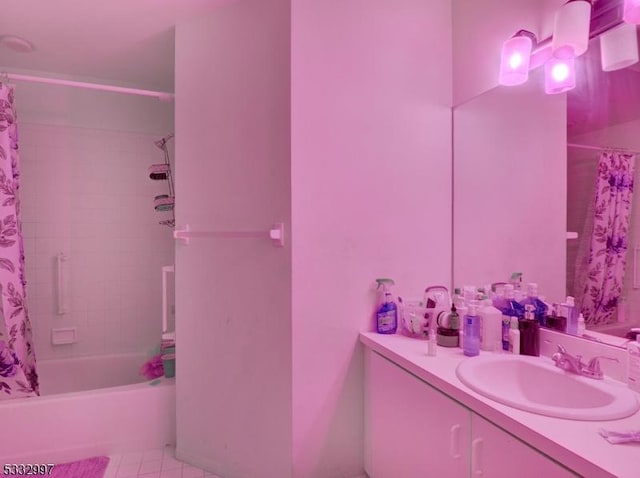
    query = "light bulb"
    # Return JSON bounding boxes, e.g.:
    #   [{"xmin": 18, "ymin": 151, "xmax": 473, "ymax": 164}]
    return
[
  {"xmin": 552, "ymin": 63, "xmax": 570, "ymax": 81},
  {"xmin": 545, "ymin": 58, "xmax": 576, "ymax": 94},
  {"xmin": 499, "ymin": 35, "xmax": 533, "ymax": 86}
]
